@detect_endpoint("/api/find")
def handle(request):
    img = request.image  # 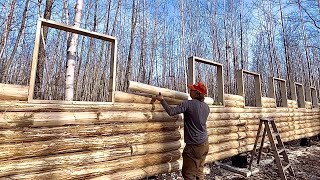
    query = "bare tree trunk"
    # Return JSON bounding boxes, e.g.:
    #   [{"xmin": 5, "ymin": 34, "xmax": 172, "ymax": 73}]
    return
[
  {"xmin": 179, "ymin": 0, "xmax": 187, "ymax": 92},
  {"xmin": 138, "ymin": 0, "xmax": 146, "ymax": 83},
  {"xmin": 65, "ymin": 0, "xmax": 83, "ymax": 101},
  {"xmin": 223, "ymin": 0, "xmax": 230, "ymax": 94},
  {"xmin": 34, "ymin": 0, "xmax": 54, "ymax": 99},
  {"xmin": 297, "ymin": 0, "xmax": 312, "ymax": 86},
  {"xmin": 240, "ymin": 0, "xmax": 244, "ymax": 69},
  {"xmin": 0, "ymin": 0, "xmax": 17, "ymax": 82},
  {"xmin": 124, "ymin": 0, "xmax": 138, "ymax": 91},
  {"xmin": 97, "ymin": 0, "xmax": 122, "ymax": 100},
  {"xmin": 231, "ymin": 0, "xmax": 238, "ymax": 94},
  {"xmin": 2, "ymin": 0, "xmax": 30, "ymax": 83},
  {"xmin": 279, "ymin": 0, "xmax": 292, "ymax": 97}
]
